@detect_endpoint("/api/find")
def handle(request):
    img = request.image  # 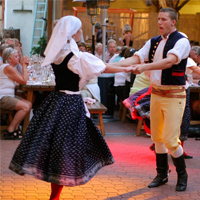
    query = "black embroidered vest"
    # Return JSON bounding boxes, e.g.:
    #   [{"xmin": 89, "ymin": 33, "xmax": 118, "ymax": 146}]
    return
[
  {"xmin": 52, "ymin": 52, "xmax": 80, "ymax": 91},
  {"xmin": 149, "ymin": 30, "xmax": 188, "ymax": 85}
]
